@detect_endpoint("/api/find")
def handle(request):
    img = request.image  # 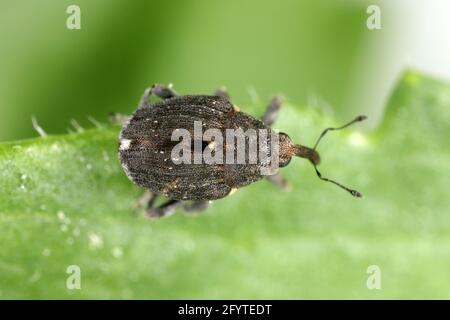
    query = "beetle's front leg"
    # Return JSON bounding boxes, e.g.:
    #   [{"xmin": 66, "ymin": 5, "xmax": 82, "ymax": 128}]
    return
[
  {"xmin": 139, "ymin": 84, "xmax": 178, "ymax": 108},
  {"xmin": 262, "ymin": 96, "xmax": 284, "ymax": 127},
  {"xmin": 214, "ymin": 86, "xmax": 231, "ymax": 101}
]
